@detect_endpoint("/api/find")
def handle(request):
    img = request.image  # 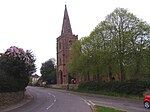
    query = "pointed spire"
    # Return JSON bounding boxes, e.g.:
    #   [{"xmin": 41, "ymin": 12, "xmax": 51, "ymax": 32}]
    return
[{"xmin": 61, "ymin": 5, "xmax": 73, "ymax": 35}]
